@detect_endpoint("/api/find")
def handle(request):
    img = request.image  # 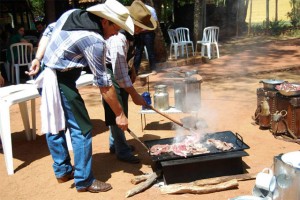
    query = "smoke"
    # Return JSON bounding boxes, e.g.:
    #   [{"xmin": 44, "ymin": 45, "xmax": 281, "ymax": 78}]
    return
[{"xmin": 172, "ymin": 107, "xmax": 221, "ymax": 145}]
